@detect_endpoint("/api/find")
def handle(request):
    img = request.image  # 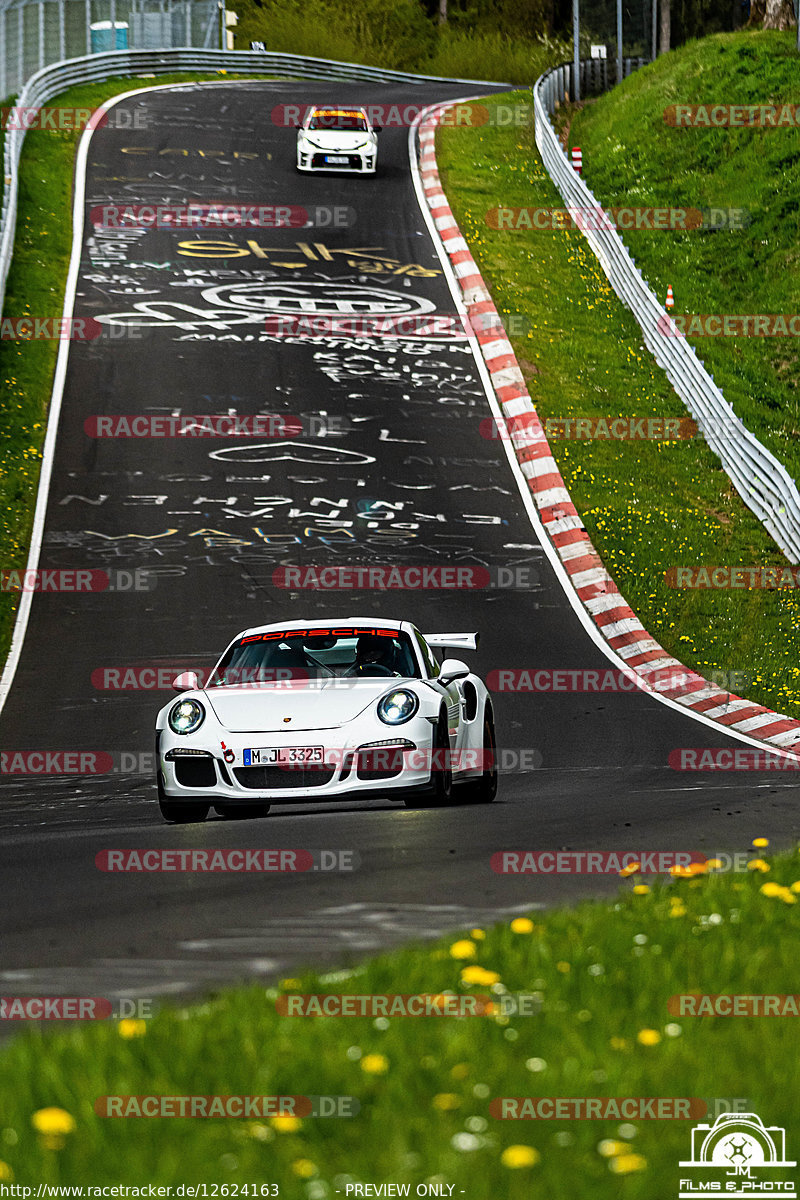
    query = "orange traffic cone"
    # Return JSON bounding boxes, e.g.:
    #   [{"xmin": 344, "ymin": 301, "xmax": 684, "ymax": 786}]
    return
[{"xmin": 666, "ymin": 285, "xmax": 674, "ymax": 309}]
